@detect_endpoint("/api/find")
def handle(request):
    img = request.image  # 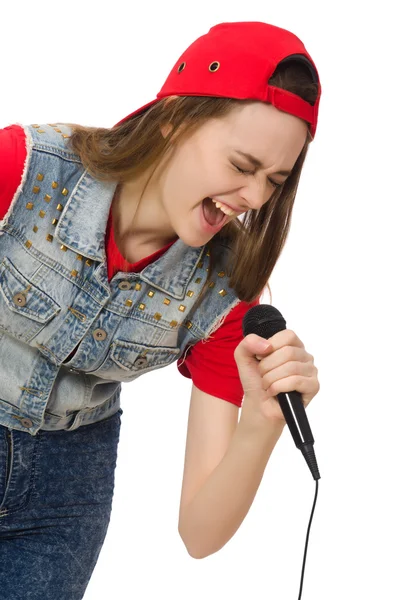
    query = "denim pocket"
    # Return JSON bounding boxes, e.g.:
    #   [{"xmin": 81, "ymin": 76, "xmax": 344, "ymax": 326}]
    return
[
  {"xmin": 88, "ymin": 339, "xmax": 180, "ymax": 381},
  {"xmin": 0, "ymin": 257, "xmax": 61, "ymax": 343},
  {"xmin": 0, "ymin": 426, "xmax": 38, "ymax": 518}
]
